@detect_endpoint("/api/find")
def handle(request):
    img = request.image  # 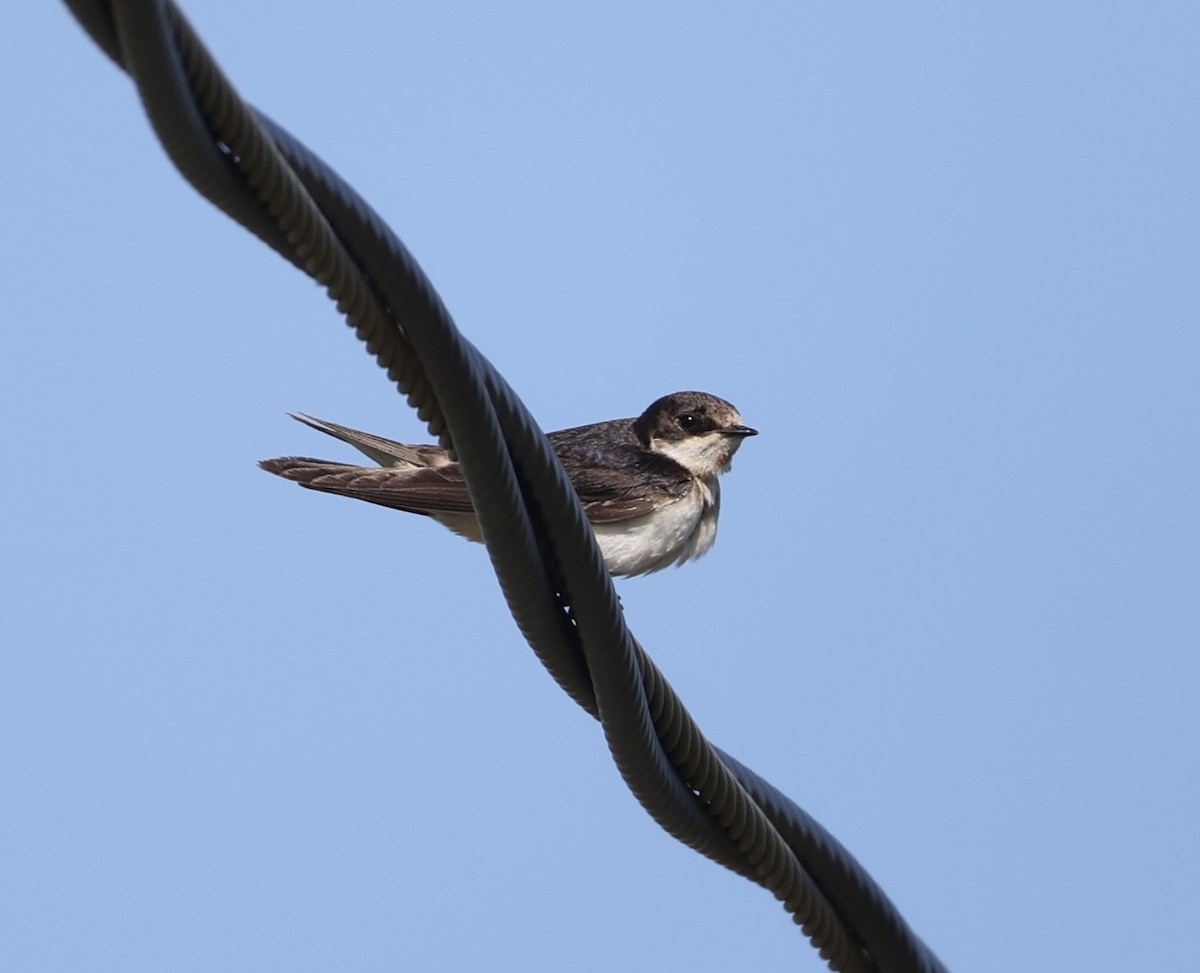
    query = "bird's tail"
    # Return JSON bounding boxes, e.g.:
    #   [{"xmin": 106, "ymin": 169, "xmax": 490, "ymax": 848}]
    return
[
  {"xmin": 288, "ymin": 414, "xmax": 450, "ymax": 469},
  {"xmin": 258, "ymin": 457, "xmax": 420, "ymax": 513}
]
